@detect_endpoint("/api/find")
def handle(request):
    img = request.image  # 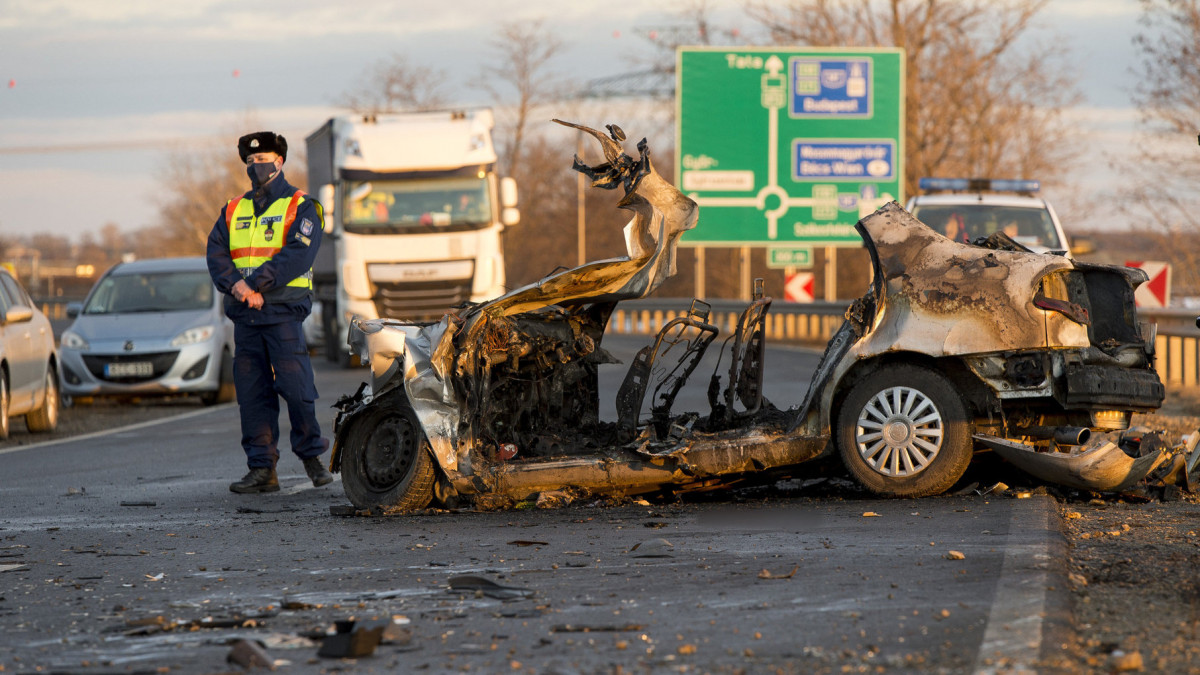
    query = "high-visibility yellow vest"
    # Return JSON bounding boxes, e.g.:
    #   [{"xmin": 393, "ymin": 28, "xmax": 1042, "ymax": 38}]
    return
[{"xmin": 224, "ymin": 191, "xmax": 313, "ymax": 292}]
